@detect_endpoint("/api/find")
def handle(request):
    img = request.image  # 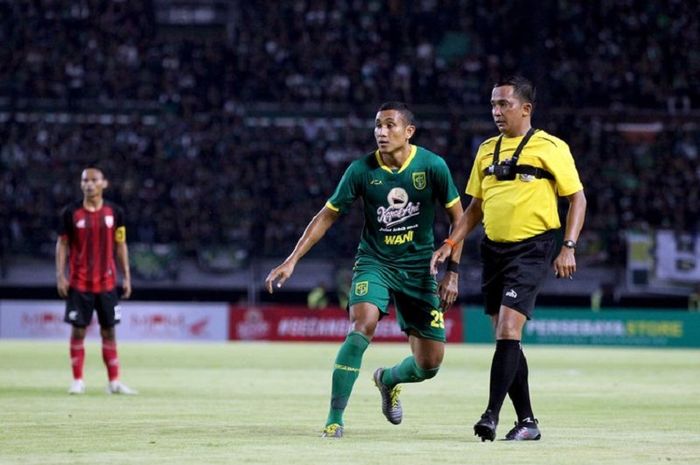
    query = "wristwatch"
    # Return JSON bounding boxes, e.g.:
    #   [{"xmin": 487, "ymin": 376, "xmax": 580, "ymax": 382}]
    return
[{"xmin": 562, "ymin": 240, "xmax": 576, "ymax": 249}]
